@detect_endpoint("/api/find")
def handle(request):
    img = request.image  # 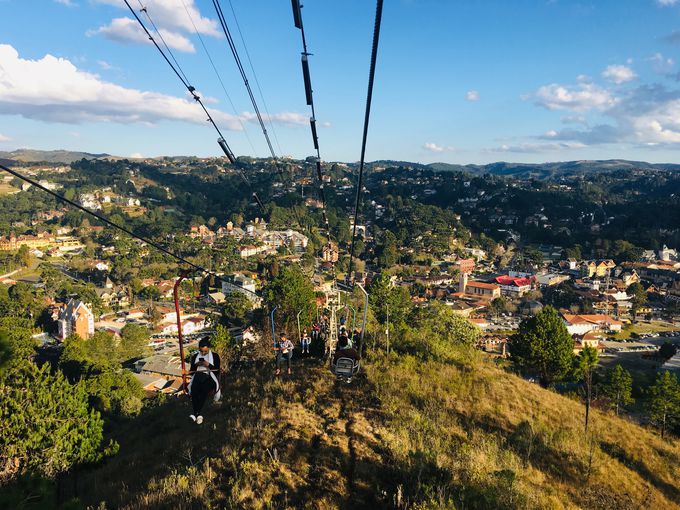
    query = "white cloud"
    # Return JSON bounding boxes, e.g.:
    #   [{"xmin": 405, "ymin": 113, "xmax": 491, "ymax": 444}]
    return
[
  {"xmin": 602, "ymin": 64, "xmax": 637, "ymax": 84},
  {"xmin": 321, "ymin": 121, "xmax": 332, "ymax": 128},
  {"xmin": 544, "ymin": 129, "xmax": 558, "ymax": 137},
  {"xmin": 54, "ymin": 0, "xmax": 76, "ymax": 6},
  {"xmin": 490, "ymin": 141, "xmax": 587, "ymax": 153},
  {"xmin": 0, "ymin": 45, "xmax": 303, "ymax": 132},
  {"xmin": 658, "ymin": 0, "xmax": 678, "ymax": 6},
  {"xmin": 530, "ymin": 81, "xmax": 616, "ymax": 112},
  {"xmin": 130, "ymin": 152, "xmax": 144, "ymax": 158},
  {"xmin": 242, "ymin": 111, "xmax": 308, "ymax": 127},
  {"xmin": 96, "ymin": 60, "xmax": 114, "ymax": 71},
  {"xmin": 649, "ymin": 52, "xmax": 674, "ymax": 74},
  {"xmin": 465, "ymin": 90, "xmax": 480, "ymax": 101},
  {"xmin": 0, "ymin": 133, "xmax": 11, "ymax": 142},
  {"xmin": 561, "ymin": 115, "xmax": 588, "ymax": 125},
  {"xmin": 89, "ymin": 17, "xmax": 196, "ymax": 53},
  {"xmin": 539, "ymin": 84, "xmax": 680, "ymax": 147},
  {"xmin": 423, "ymin": 142, "xmax": 455, "ymax": 153},
  {"xmin": 93, "ymin": 0, "xmax": 220, "ymax": 37}
]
